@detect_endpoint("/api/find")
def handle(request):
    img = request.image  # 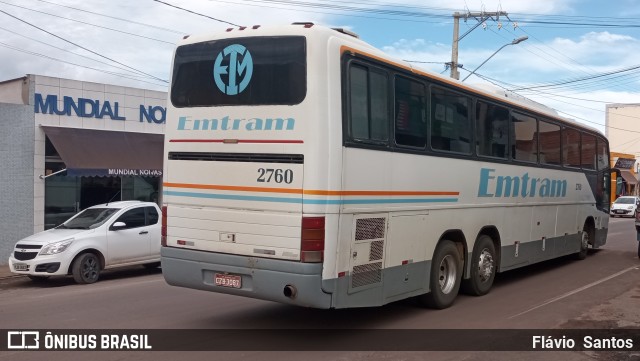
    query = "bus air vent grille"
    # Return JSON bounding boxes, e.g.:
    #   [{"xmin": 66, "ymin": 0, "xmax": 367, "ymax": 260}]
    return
[
  {"xmin": 369, "ymin": 240, "xmax": 384, "ymax": 261},
  {"xmin": 351, "ymin": 262, "xmax": 382, "ymax": 288},
  {"xmin": 355, "ymin": 218, "xmax": 385, "ymax": 241}
]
